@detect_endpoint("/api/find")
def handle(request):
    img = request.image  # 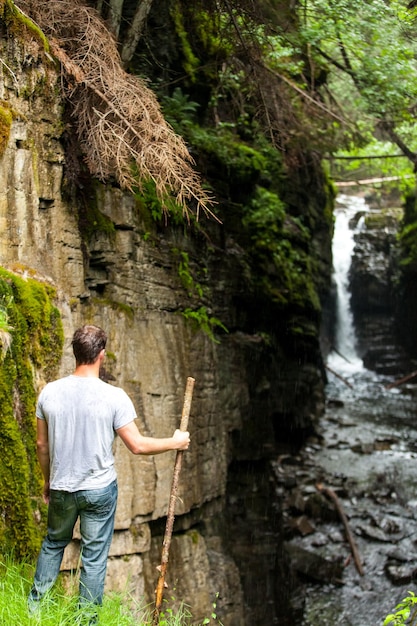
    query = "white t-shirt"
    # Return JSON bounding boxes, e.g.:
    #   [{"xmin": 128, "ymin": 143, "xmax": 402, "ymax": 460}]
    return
[{"xmin": 36, "ymin": 375, "xmax": 136, "ymax": 491}]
